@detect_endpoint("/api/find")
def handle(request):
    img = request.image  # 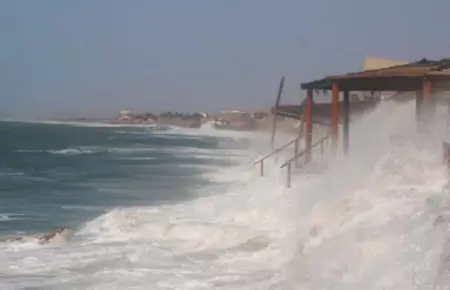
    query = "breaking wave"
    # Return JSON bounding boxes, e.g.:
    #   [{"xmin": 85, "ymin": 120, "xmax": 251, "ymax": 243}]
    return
[{"xmin": 2, "ymin": 100, "xmax": 450, "ymax": 289}]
